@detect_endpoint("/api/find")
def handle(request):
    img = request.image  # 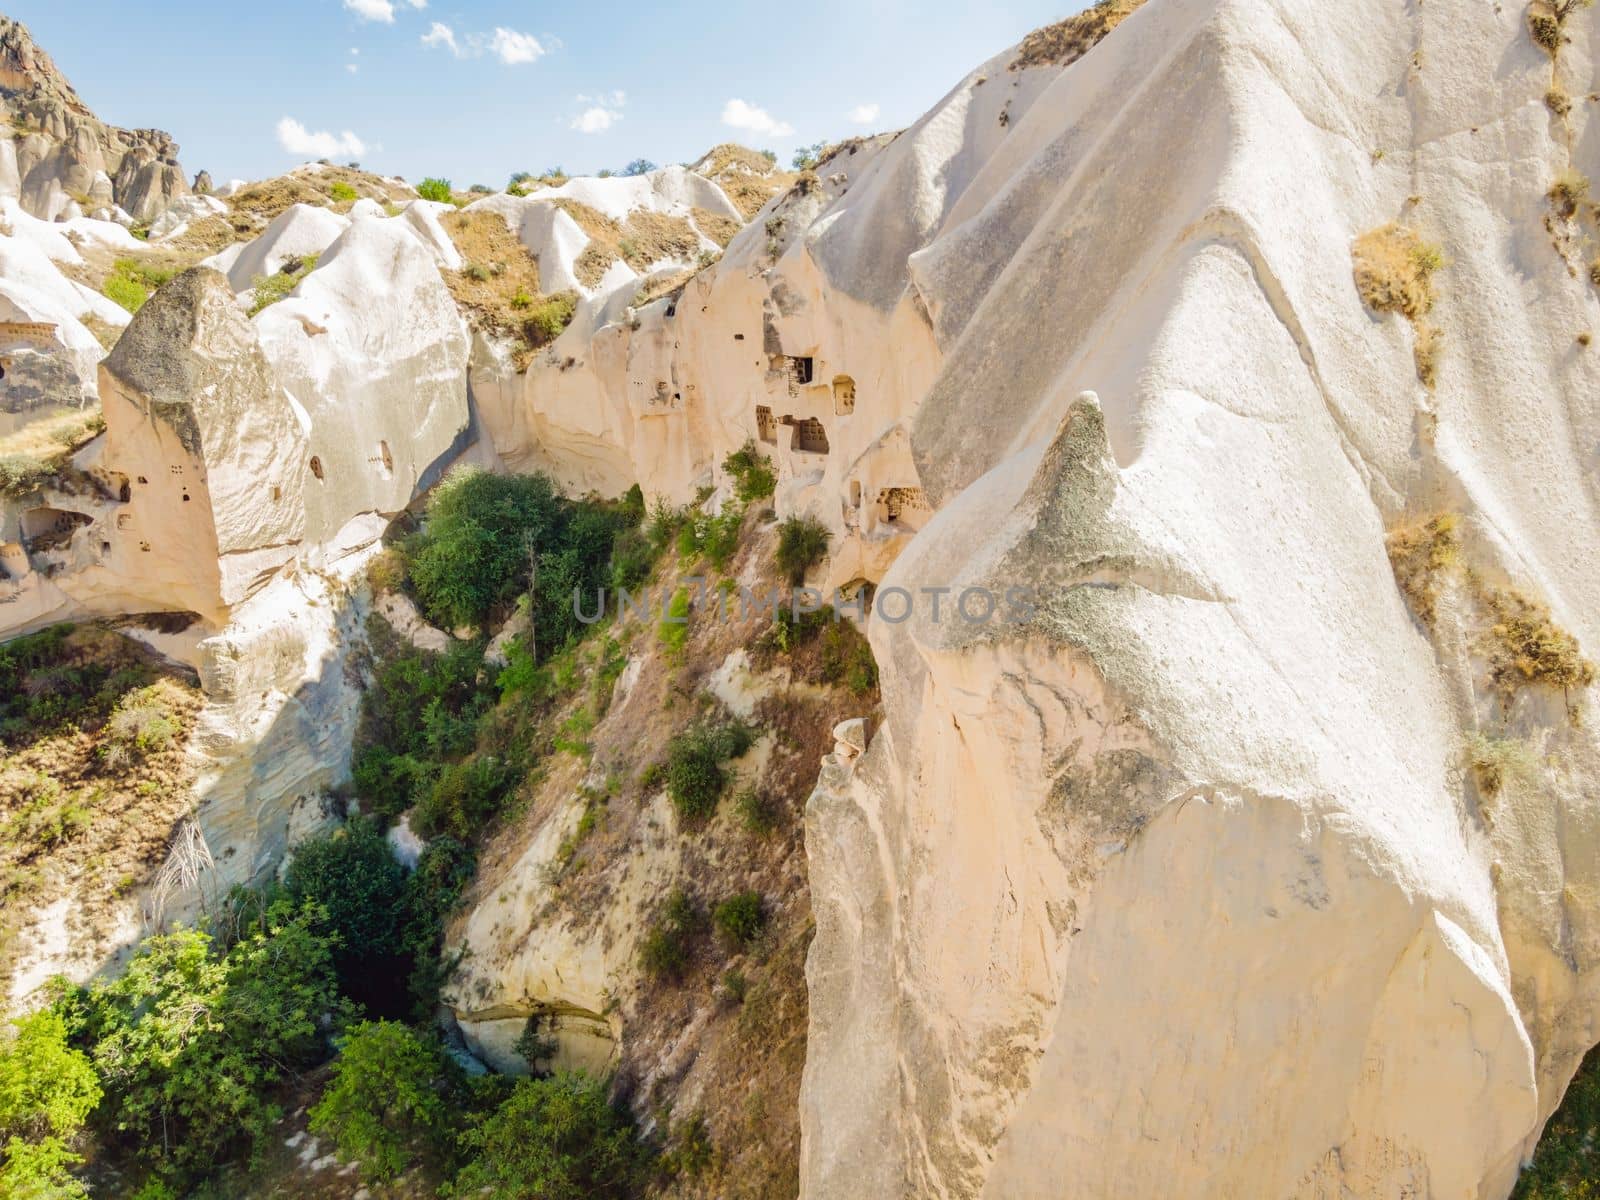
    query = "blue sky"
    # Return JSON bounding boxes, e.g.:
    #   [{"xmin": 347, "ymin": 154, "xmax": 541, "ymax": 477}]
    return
[{"xmin": 10, "ymin": 0, "xmax": 1079, "ymax": 187}]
